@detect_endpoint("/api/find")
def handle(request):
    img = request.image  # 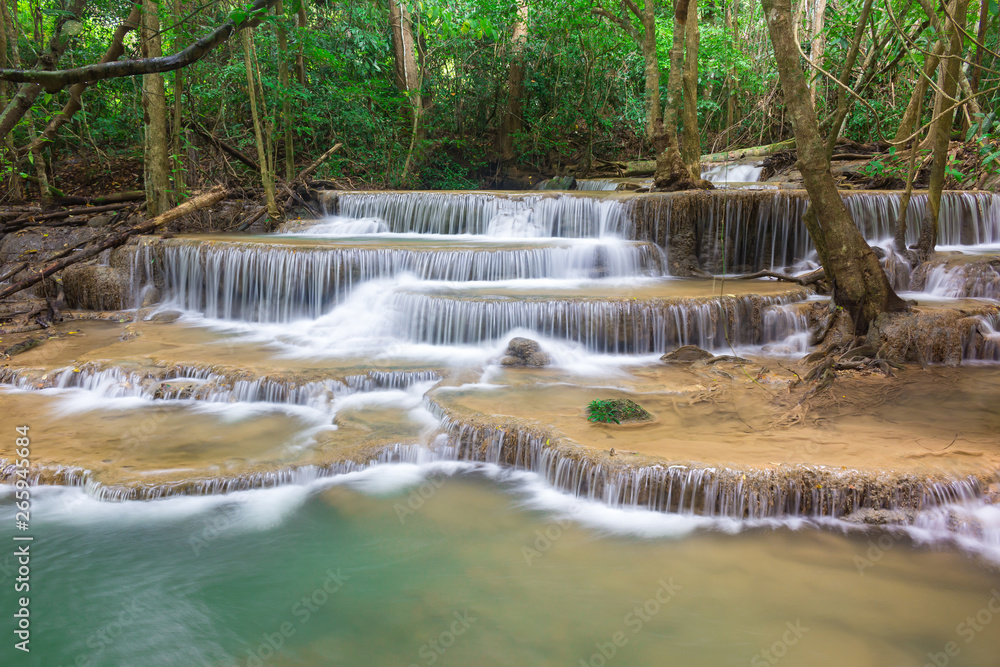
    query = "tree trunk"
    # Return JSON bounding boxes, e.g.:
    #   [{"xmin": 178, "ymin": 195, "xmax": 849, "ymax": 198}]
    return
[
  {"xmin": 276, "ymin": 0, "xmax": 294, "ymax": 181},
  {"xmin": 142, "ymin": 0, "xmax": 171, "ymax": 215},
  {"xmin": 825, "ymin": 0, "xmax": 872, "ymax": 158},
  {"xmin": 970, "ymin": 0, "xmax": 989, "ymax": 95},
  {"xmin": 641, "ymin": 0, "xmax": 662, "ymax": 146},
  {"xmin": 0, "ymin": 0, "xmax": 86, "ymax": 142},
  {"xmin": 893, "ymin": 40, "xmax": 943, "ymax": 143},
  {"xmin": 172, "ymin": 0, "xmax": 185, "ymax": 199},
  {"xmin": 681, "ymin": 0, "xmax": 700, "ymax": 173},
  {"xmin": 762, "ymin": 0, "xmax": 906, "ymax": 332},
  {"xmin": 915, "ymin": 0, "xmax": 969, "ymax": 258},
  {"xmin": 242, "ymin": 29, "xmax": 278, "ymax": 216},
  {"xmin": 498, "ymin": 0, "xmax": 529, "ymax": 161},
  {"xmin": 663, "ymin": 0, "xmax": 688, "ymax": 144},
  {"xmin": 807, "ymin": 0, "xmax": 827, "ymax": 106},
  {"xmin": 33, "ymin": 3, "xmax": 142, "ymax": 151},
  {"xmin": 296, "ymin": 0, "xmax": 307, "ymax": 86},
  {"xmin": 1, "ymin": 0, "xmax": 21, "ymax": 199},
  {"xmin": 390, "ymin": 0, "xmax": 426, "ymax": 181}
]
